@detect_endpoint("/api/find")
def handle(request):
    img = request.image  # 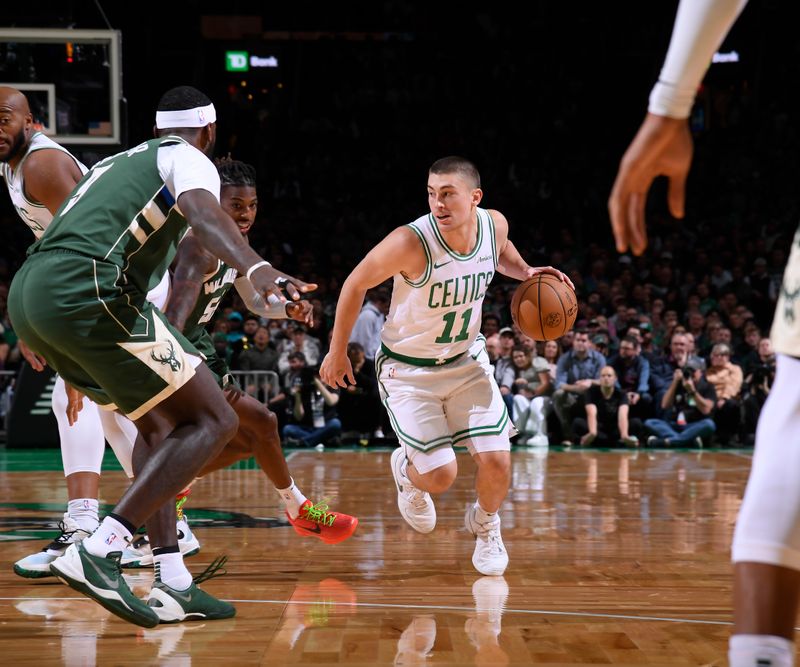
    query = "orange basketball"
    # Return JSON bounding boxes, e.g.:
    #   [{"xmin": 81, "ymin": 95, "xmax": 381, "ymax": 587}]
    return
[{"xmin": 510, "ymin": 273, "xmax": 577, "ymax": 341}]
